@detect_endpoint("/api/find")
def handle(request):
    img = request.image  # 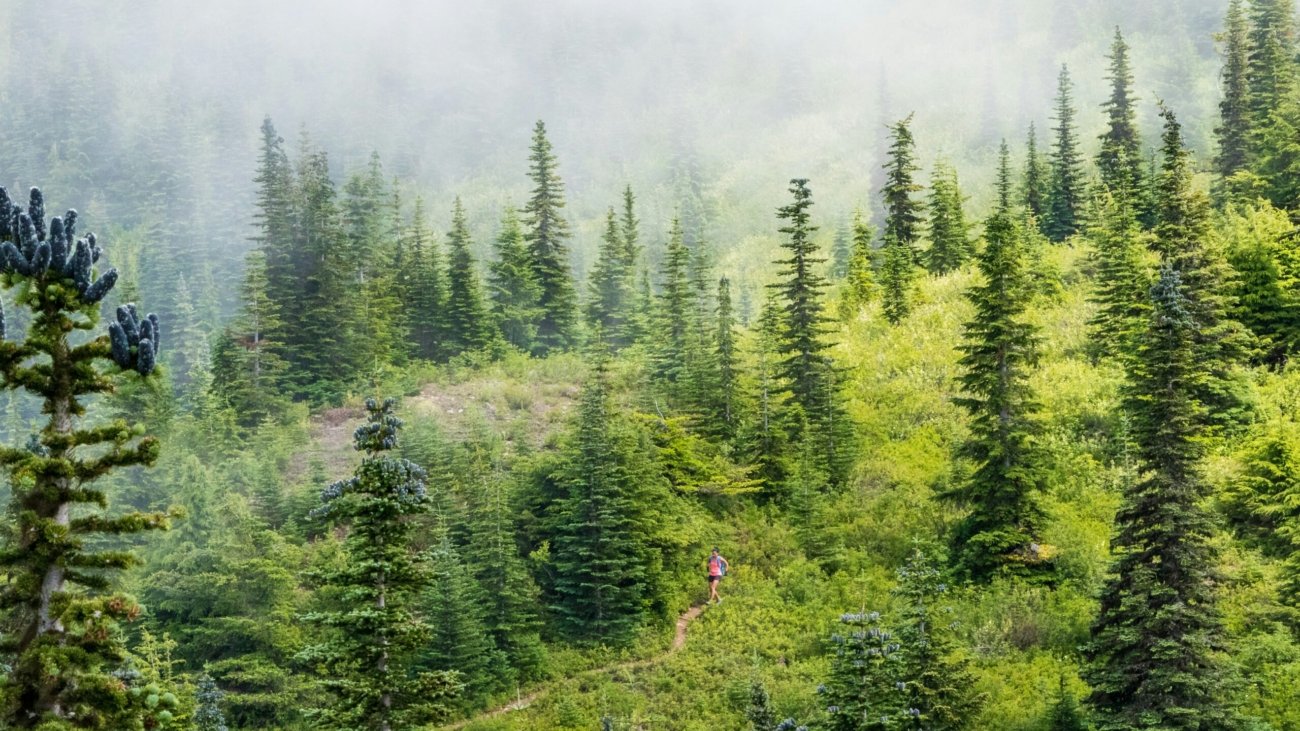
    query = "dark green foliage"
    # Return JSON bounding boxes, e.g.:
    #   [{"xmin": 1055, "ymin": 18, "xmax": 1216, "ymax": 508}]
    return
[
  {"xmin": 586, "ymin": 207, "xmax": 637, "ymax": 349},
  {"xmin": 880, "ymin": 115, "xmax": 923, "ymax": 323},
  {"xmin": 710, "ymin": 276, "xmax": 740, "ymax": 441},
  {"xmin": 1097, "ymin": 29, "xmax": 1144, "ymax": 199},
  {"xmin": 545, "ymin": 355, "xmax": 669, "ymax": 643},
  {"xmin": 298, "ymin": 398, "xmax": 460, "ymax": 729},
  {"xmin": 444, "ymin": 198, "xmax": 495, "ymax": 355},
  {"xmin": 194, "ymin": 674, "xmax": 229, "ymax": 731},
  {"xmin": 522, "ymin": 121, "xmax": 578, "ymax": 354},
  {"xmin": 0, "ymin": 186, "xmax": 168, "ymax": 729},
  {"xmin": 1154, "ymin": 107, "xmax": 1254, "ymax": 434},
  {"xmin": 652, "ymin": 218, "xmax": 693, "ymax": 388},
  {"xmin": 406, "ymin": 197, "xmax": 450, "ymax": 360},
  {"xmin": 771, "ymin": 179, "xmax": 851, "ymax": 486},
  {"xmin": 925, "ymin": 160, "xmax": 972, "ymax": 275},
  {"xmin": 1024, "ymin": 123, "xmax": 1050, "ymax": 229},
  {"xmin": 1087, "ymin": 189, "xmax": 1152, "ymax": 364},
  {"xmin": 1246, "ymin": 0, "xmax": 1295, "ymax": 140},
  {"xmin": 739, "ymin": 291, "xmax": 793, "ymax": 495},
  {"xmin": 210, "ymin": 250, "xmax": 289, "ymax": 426},
  {"xmin": 1046, "ymin": 675, "xmax": 1090, "ymax": 731},
  {"xmin": 748, "ymin": 680, "xmax": 778, "ymax": 731},
  {"xmin": 944, "ymin": 145, "xmax": 1050, "ymax": 583},
  {"xmin": 1083, "ymin": 268, "xmax": 1242, "ymax": 730},
  {"xmin": 488, "ymin": 208, "xmax": 543, "ymax": 353},
  {"xmin": 1220, "ymin": 420, "xmax": 1300, "ymax": 603},
  {"xmin": 423, "ymin": 524, "xmax": 496, "ymax": 702},
  {"xmin": 1220, "ymin": 203, "xmax": 1300, "ymax": 365},
  {"xmin": 893, "ymin": 549, "xmax": 984, "ymax": 729},
  {"xmin": 1216, "ymin": 0, "xmax": 1252, "ymax": 190},
  {"xmin": 1046, "ymin": 65, "xmax": 1085, "ymax": 241},
  {"xmin": 831, "ymin": 224, "xmax": 852, "ymax": 280}
]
